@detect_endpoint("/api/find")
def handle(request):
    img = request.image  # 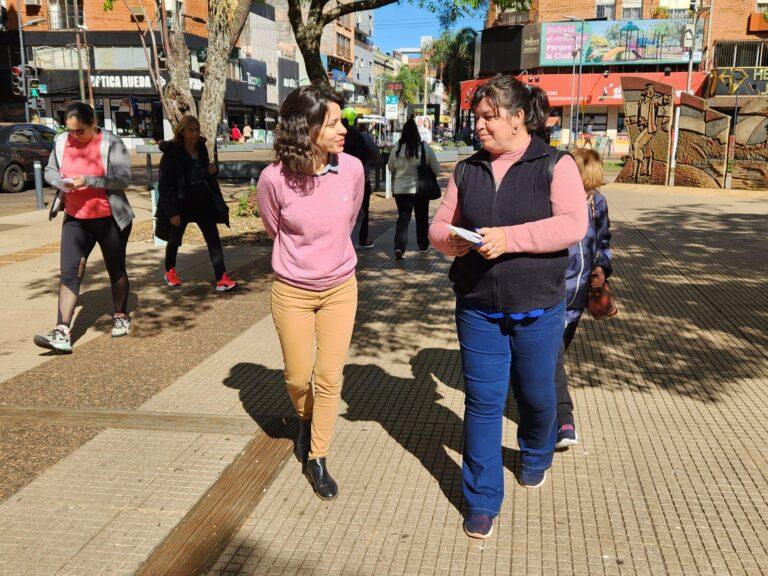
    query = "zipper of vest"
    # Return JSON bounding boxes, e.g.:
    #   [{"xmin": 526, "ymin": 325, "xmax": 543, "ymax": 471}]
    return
[{"xmin": 490, "ymin": 168, "xmax": 500, "ymax": 311}]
